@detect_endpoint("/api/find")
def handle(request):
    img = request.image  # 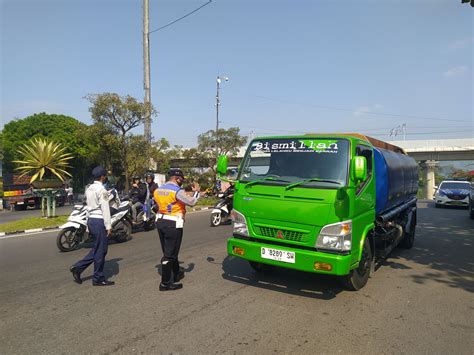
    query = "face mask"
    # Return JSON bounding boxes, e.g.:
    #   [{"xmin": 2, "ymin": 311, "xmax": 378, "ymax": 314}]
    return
[{"xmin": 176, "ymin": 178, "xmax": 184, "ymax": 187}]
